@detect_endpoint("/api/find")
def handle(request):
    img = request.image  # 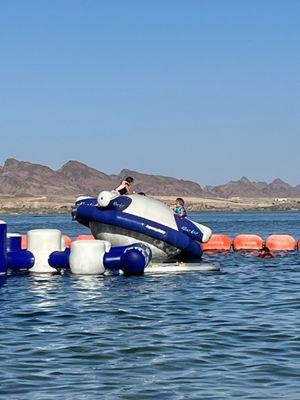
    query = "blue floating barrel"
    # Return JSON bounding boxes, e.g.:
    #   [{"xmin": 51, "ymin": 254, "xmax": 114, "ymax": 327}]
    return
[
  {"xmin": 6, "ymin": 233, "xmax": 34, "ymax": 270},
  {"xmin": 0, "ymin": 221, "xmax": 7, "ymax": 275},
  {"xmin": 7, "ymin": 233, "xmax": 22, "ymax": 252},
  {"xmin": 103, "ymin": 245, "xmax": 128, "ymax": 270}
]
